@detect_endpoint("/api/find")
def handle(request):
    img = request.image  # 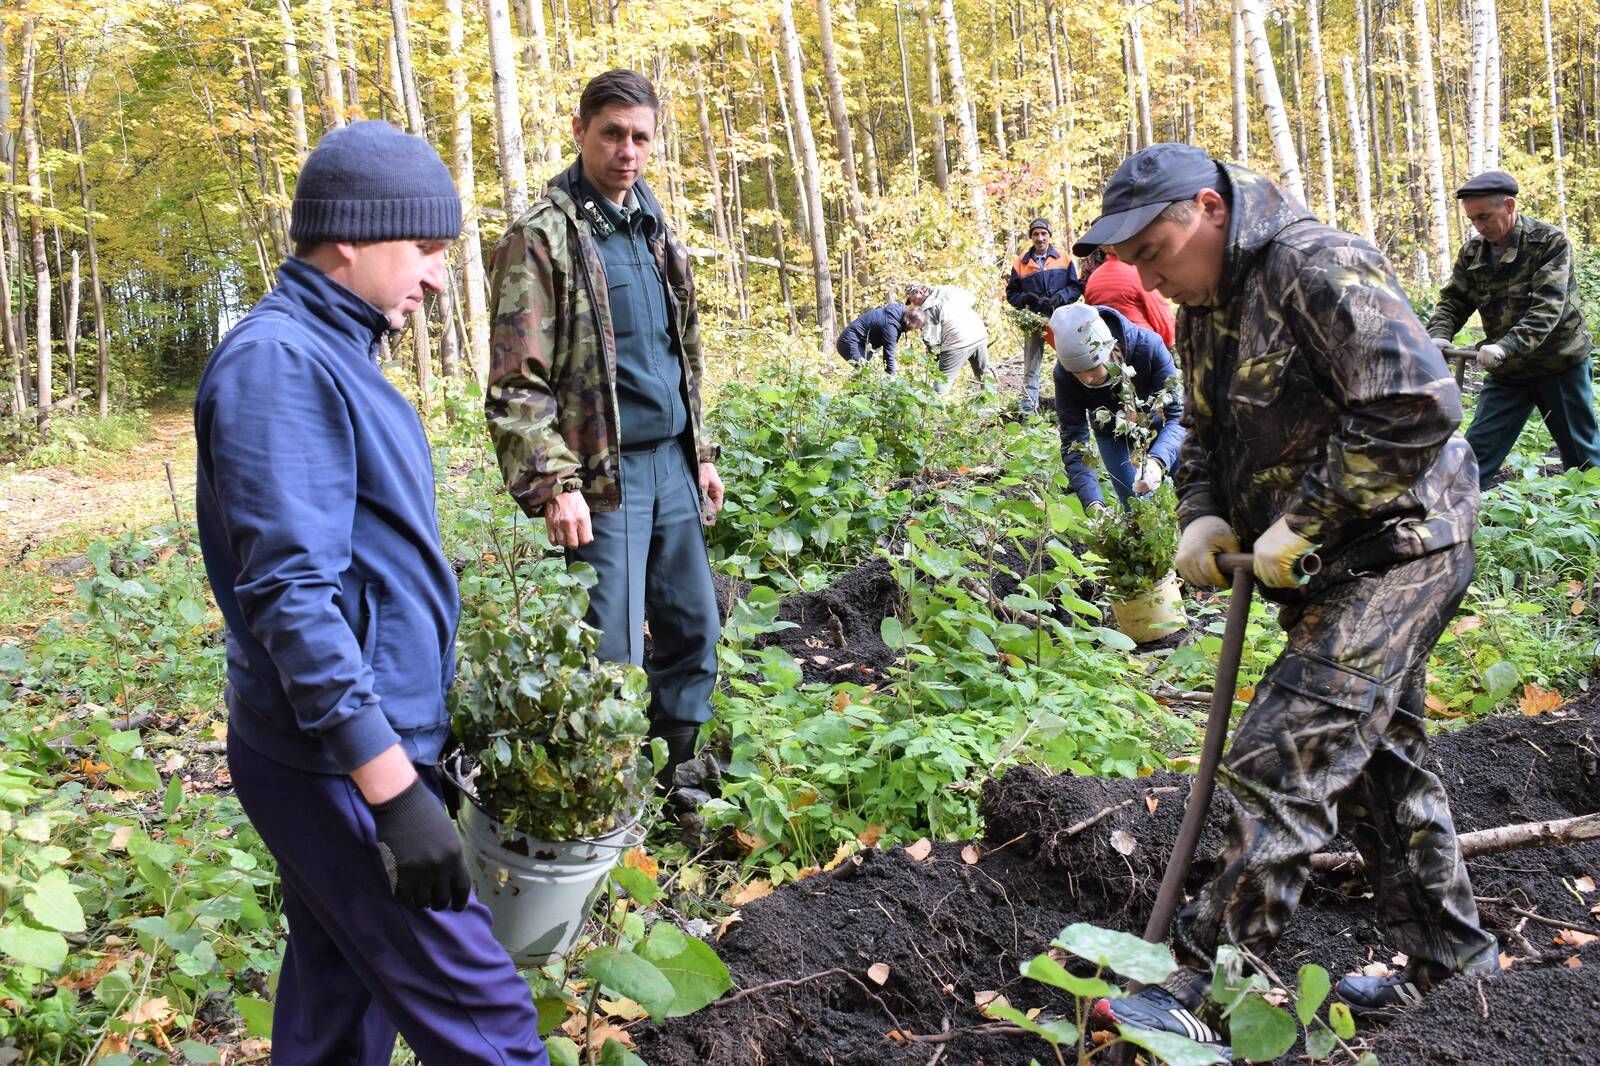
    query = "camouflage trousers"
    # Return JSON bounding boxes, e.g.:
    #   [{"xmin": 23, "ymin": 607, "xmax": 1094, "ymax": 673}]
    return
[{"xmin": 1173, "ymin": 540, "xmax": 1499, "ymax": 986}]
